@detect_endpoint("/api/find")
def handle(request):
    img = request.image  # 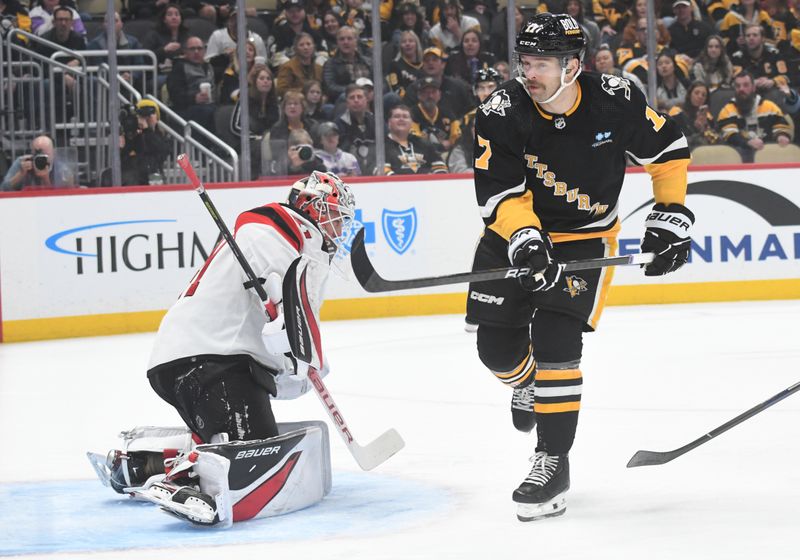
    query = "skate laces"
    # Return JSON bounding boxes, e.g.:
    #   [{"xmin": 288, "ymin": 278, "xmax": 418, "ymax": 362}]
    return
[
  {"xmin": 511, "ymin": 385, "xmax": 536, "ymax": 411},
  {"xmin": 524, "ymin": 451, "xmax": 559, "ymax": 487}
]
